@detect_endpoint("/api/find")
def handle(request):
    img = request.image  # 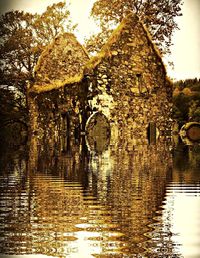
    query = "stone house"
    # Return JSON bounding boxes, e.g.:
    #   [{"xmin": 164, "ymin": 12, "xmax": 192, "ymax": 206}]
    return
[{"xmin": 28, "ymin": 13, "xmax": 173, "ymax": 152}]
